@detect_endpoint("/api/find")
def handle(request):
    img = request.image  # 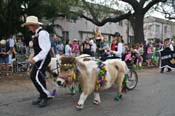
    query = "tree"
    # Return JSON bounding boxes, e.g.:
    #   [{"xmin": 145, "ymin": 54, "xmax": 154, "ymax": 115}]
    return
[{"xmin": 59, "ymin": 0, "xmax": 167, "ymax": 43}]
